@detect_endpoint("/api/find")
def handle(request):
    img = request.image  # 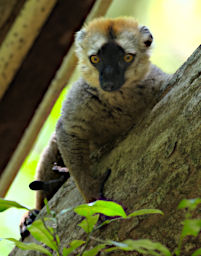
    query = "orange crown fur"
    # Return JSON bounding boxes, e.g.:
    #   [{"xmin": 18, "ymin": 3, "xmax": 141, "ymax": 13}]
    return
[{"xmin": 85, "ymin": 17, "xmax": 139, "ymax": 37}]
